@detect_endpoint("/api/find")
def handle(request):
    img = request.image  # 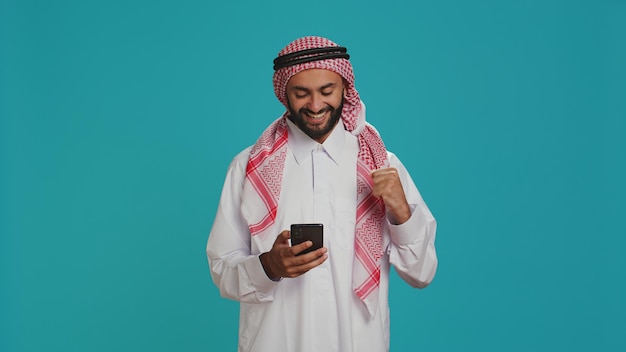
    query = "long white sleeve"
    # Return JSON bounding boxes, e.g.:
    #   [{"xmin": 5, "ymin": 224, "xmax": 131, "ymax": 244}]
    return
[
  {"xmin": 386, "ymin": 153, "xmax": 438, "ymax": 288},
  {"xmin": 206, "ymin": 148, "xmax": 279, "ymax": 303}
]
